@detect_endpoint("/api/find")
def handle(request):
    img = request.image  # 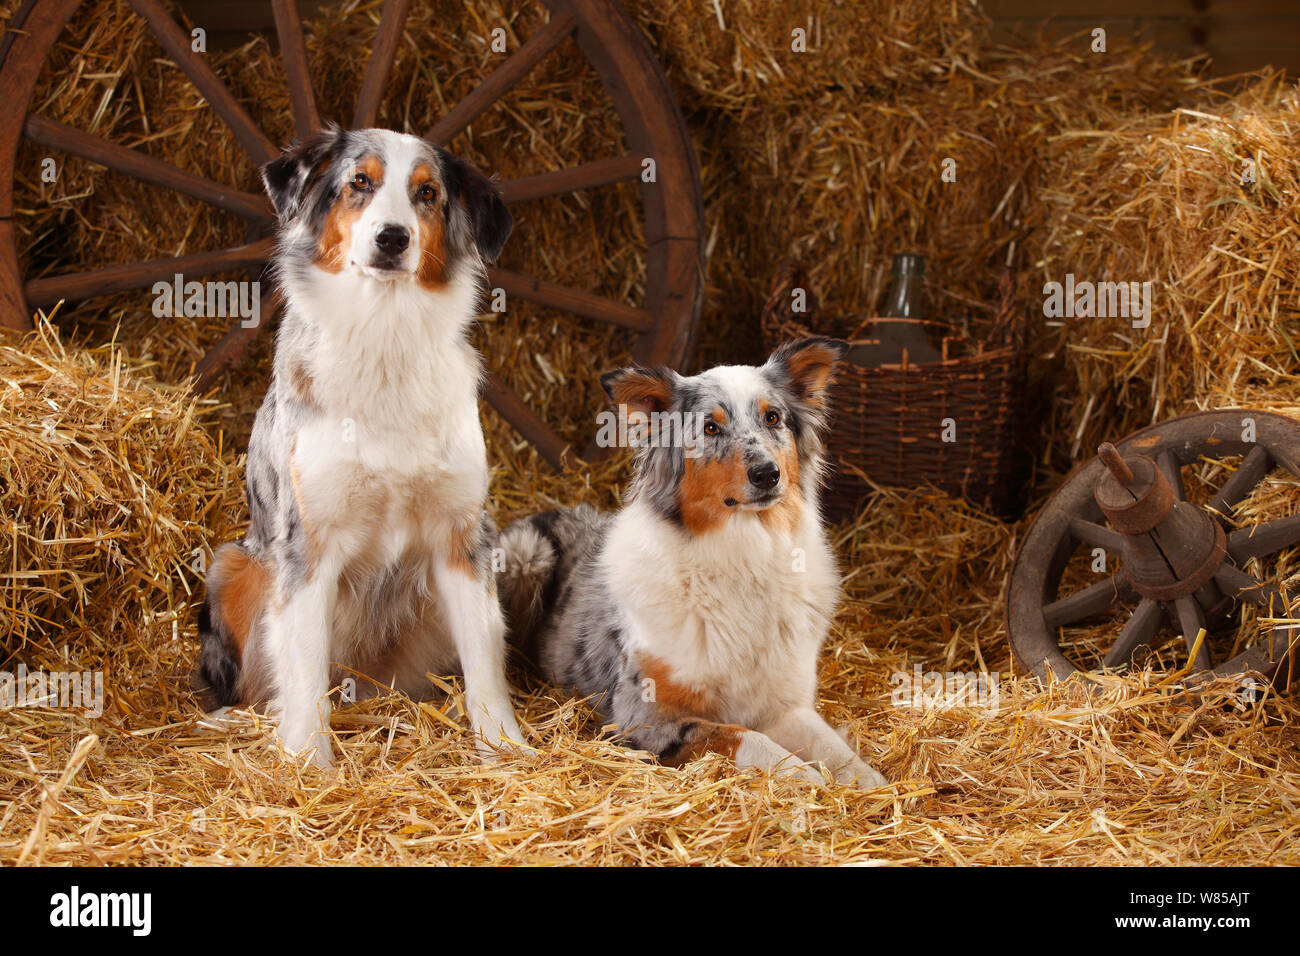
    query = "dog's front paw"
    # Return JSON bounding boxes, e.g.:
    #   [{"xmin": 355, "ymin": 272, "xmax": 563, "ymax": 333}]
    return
[
  {"xmin": 835, "ymin": 757, "xmax": 887, "ymax": 790},
  {"xmin": 783, "ymin": 760, "xmax": 832, "ymax": 786},
  {"xmin": 472, "ymin": 720, "xmax": 530, "ymax": 763},
  {"xmin": 278, "ymin": 725, "xmax": 335, "ymax": 770},
  {"xmin": 306, "ymin": 732, "xmax": 336, "ymax": 770}
]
